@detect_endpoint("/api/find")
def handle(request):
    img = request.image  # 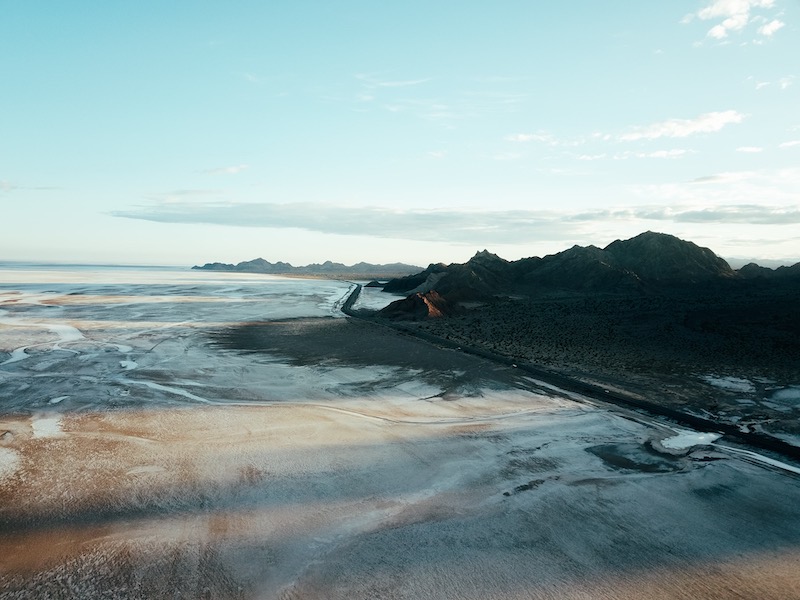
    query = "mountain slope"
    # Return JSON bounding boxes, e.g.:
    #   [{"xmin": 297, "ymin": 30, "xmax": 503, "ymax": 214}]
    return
[{"xmin": 377, "ymin": 231, "xmax": 799, "ymax": 319}]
